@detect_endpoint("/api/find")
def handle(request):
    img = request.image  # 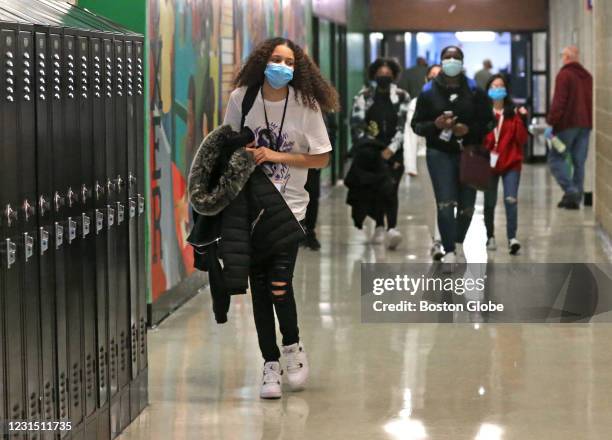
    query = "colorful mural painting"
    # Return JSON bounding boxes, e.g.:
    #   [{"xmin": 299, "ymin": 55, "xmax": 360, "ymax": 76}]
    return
[{"xmin": 148, "ymin": 0, "xmax": 310, "ymax": 304}]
